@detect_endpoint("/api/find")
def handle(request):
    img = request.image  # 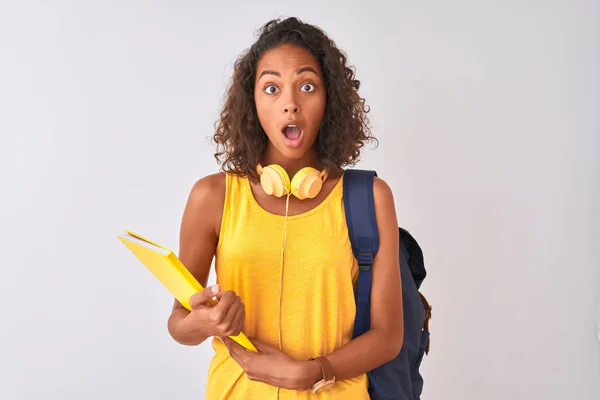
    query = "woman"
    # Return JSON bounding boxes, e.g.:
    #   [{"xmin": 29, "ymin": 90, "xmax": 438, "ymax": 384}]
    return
[{"xmin": 167, "ymin": 17, "xmax": 403, "ymax": 399}]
